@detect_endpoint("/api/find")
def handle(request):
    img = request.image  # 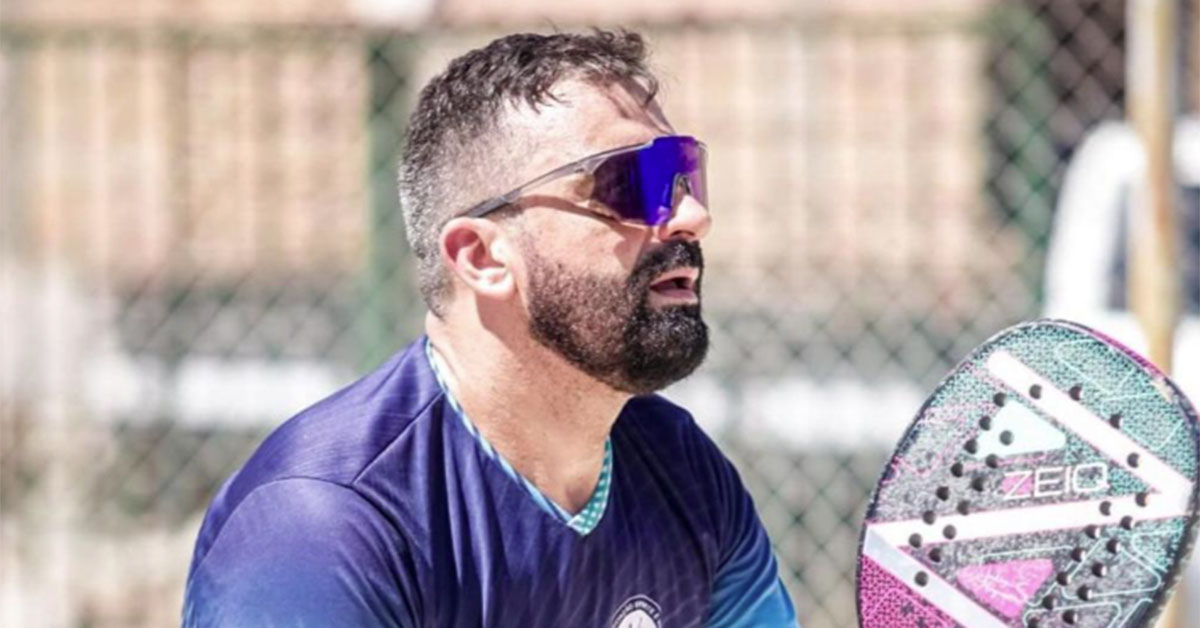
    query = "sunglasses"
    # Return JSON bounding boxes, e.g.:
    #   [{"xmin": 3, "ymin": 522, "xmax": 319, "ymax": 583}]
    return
[{"xmin": 460, "ymin": 135, "xmax": 707, "ymax": 227}]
